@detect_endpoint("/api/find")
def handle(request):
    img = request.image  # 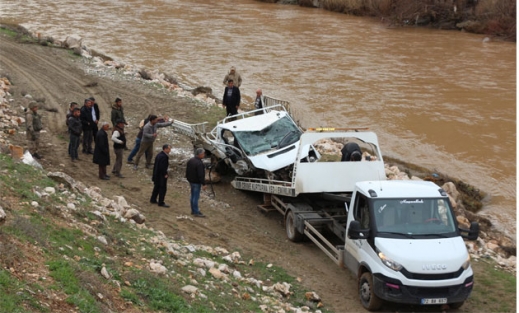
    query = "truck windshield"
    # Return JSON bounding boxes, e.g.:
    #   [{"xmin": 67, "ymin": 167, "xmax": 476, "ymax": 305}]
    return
[
  {"xmin": 233, "ymin": 116, "xmax": 301, "ymax": 156},
  {"xmin": 372, "ymin": 198, "xmax": 457, "ymax": 237}
]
